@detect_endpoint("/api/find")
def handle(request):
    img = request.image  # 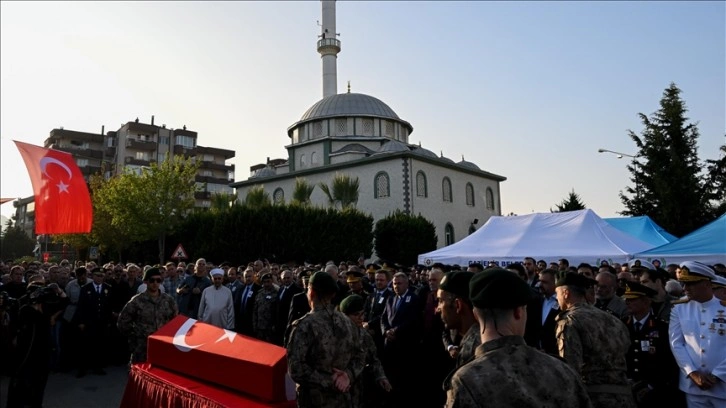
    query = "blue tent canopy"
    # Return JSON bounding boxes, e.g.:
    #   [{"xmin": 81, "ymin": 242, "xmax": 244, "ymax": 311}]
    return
[
  {"xmin": 604, "ymin": 216, "xmax": 677, "ymax": 247},
  {"xmin": 635, "ymin": 213, "xmax": 726, "ymax": 265}
]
